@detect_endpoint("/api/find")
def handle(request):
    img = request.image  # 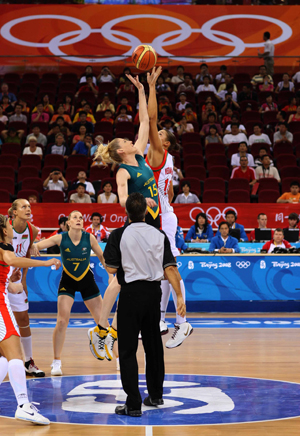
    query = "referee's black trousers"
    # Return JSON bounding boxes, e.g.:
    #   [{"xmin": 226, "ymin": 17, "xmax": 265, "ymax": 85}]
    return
[{"xmin": 117, "ymin": 280, "xmax": 165, "ymax": 411}]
